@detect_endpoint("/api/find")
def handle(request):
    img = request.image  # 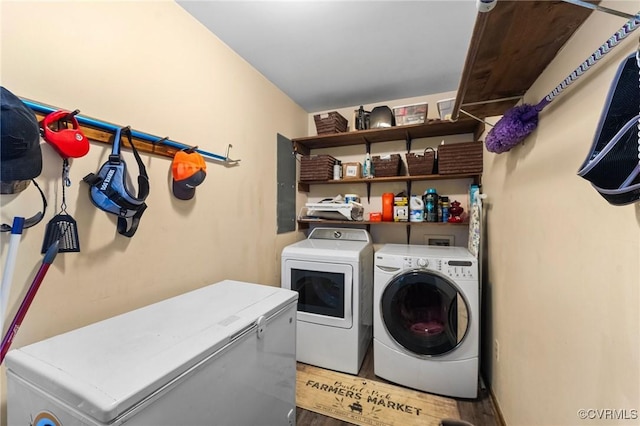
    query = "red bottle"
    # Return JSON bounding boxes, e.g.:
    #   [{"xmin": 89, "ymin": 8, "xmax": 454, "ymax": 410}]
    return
[{"xmin": 382, "ymin": 193, "xmax": 394, "ymax": 222}]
